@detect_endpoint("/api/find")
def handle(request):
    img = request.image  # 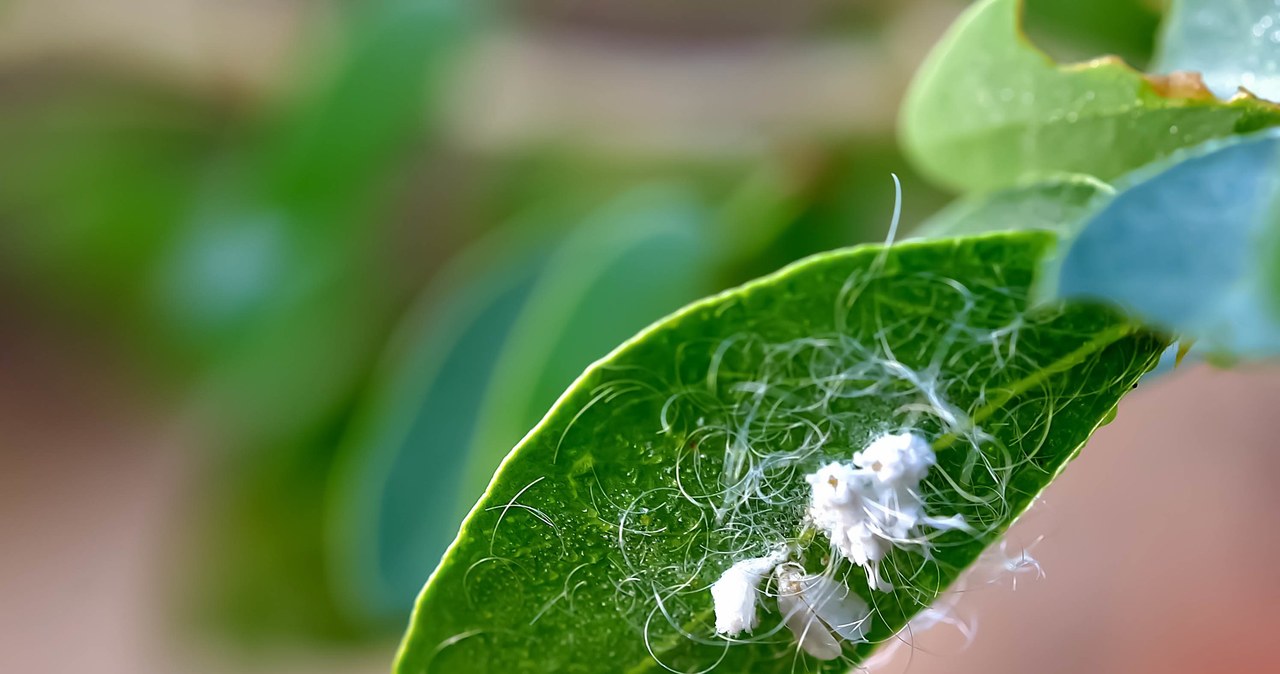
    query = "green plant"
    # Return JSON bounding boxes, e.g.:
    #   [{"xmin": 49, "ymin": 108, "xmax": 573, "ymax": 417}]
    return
[{"xmin": 378, "ymin": 0, "xmax": 1280, "ymax": 671}]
